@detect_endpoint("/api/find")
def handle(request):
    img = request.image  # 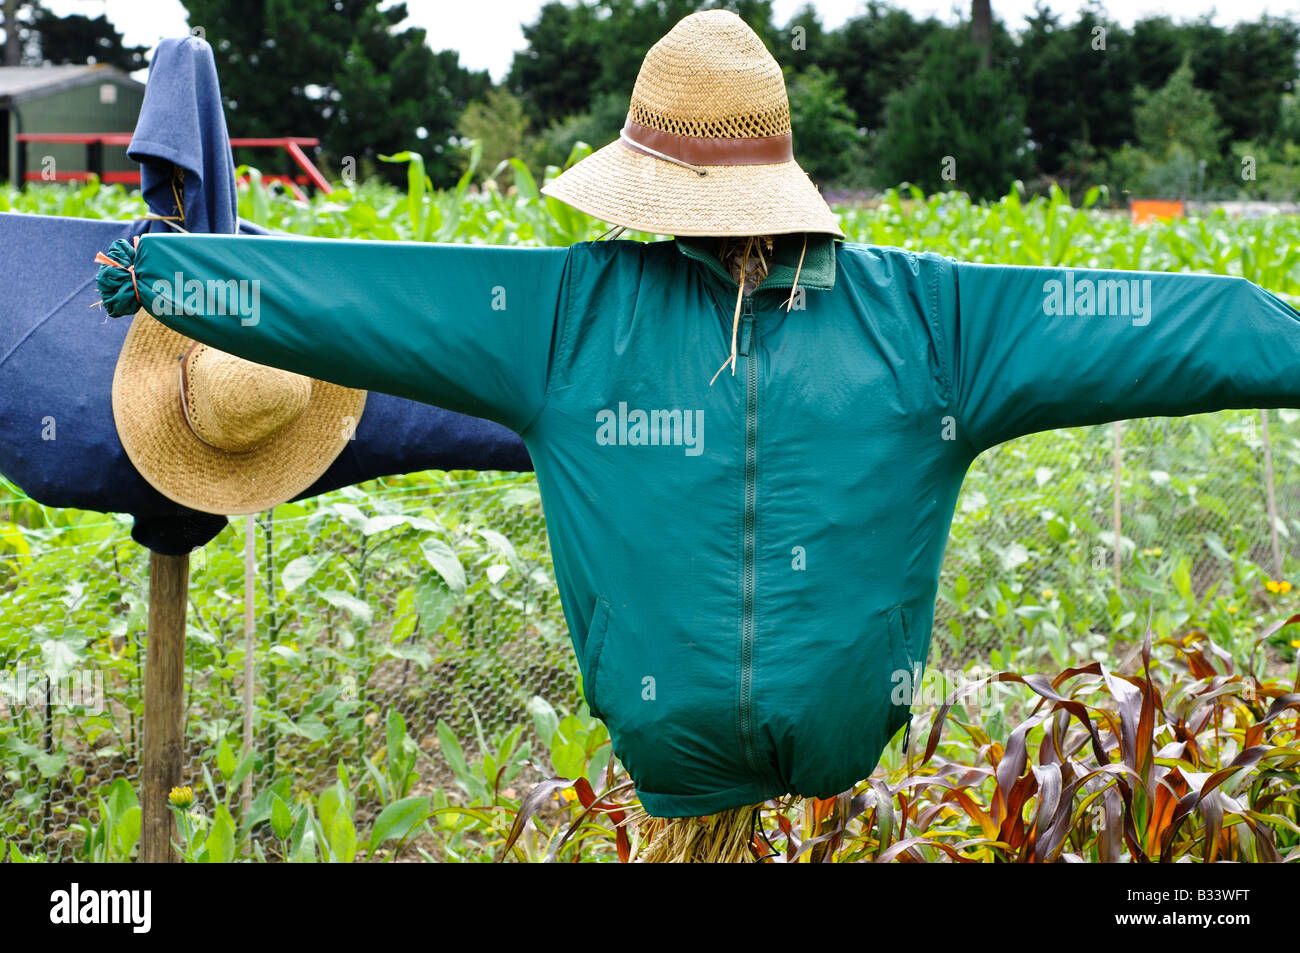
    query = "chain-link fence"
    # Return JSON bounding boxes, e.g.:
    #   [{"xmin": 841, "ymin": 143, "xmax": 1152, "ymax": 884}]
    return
[
  {"xmin": 940, "ymin": 409, "xmax": 1298, "ymax": 673},
  {"xmin": 3, "ymin": 408, "xmax": 1298, "ymax": 858}
]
